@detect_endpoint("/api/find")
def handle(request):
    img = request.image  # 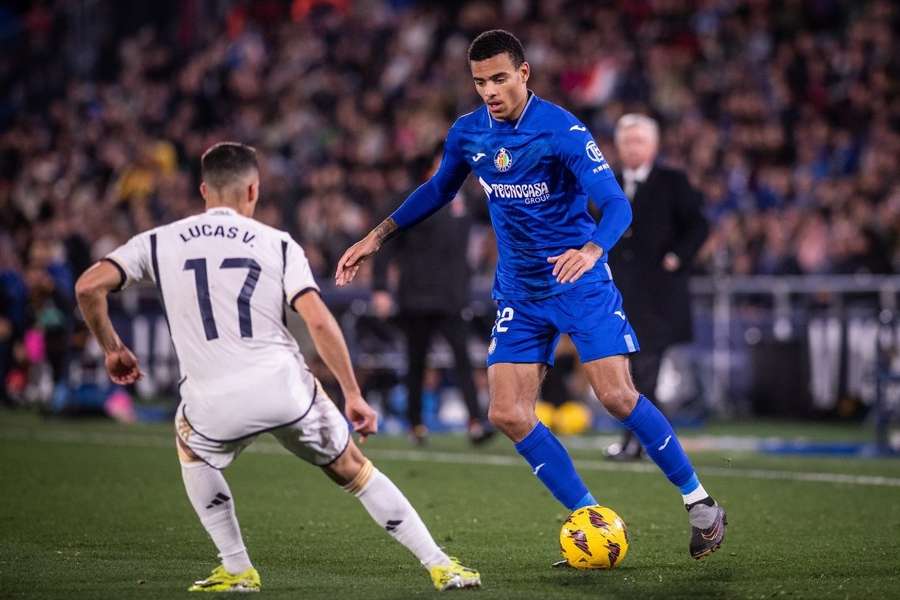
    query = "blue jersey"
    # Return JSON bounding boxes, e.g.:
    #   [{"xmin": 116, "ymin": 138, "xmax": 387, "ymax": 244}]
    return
[{"xmin": 391, "ymin": 92, "xmax": 631, "ymax": 300}]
